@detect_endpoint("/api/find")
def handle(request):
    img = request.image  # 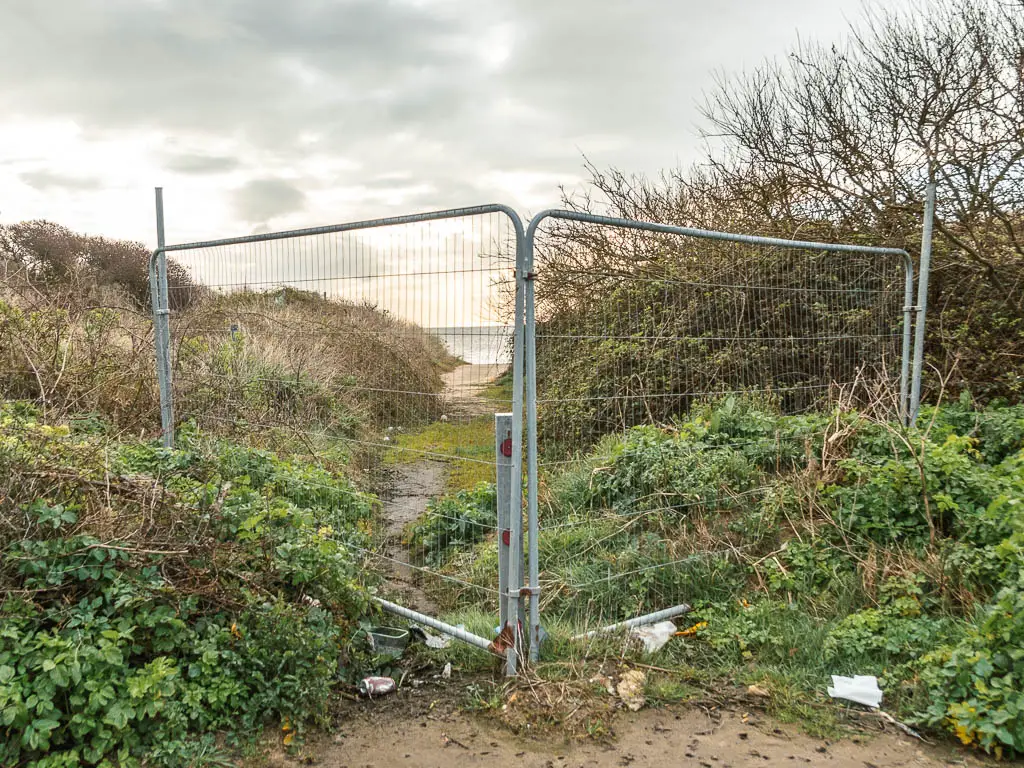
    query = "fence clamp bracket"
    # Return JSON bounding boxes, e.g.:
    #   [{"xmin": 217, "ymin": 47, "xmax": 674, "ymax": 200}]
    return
[{"xmin": 510, "ymin": 586, "xmax": 540, "ymax": 598}]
